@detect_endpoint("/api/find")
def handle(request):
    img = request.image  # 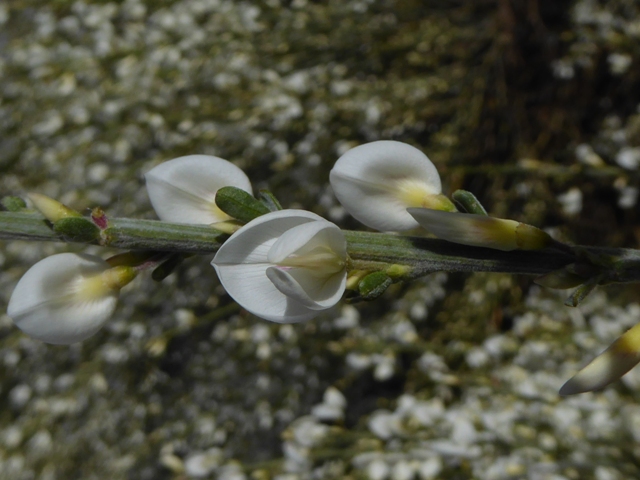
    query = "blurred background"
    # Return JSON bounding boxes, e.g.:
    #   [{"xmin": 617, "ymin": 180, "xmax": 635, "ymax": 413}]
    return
[{"xmin": 1, "ymin": 0, "xmax": 640, "ymax": 478}]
